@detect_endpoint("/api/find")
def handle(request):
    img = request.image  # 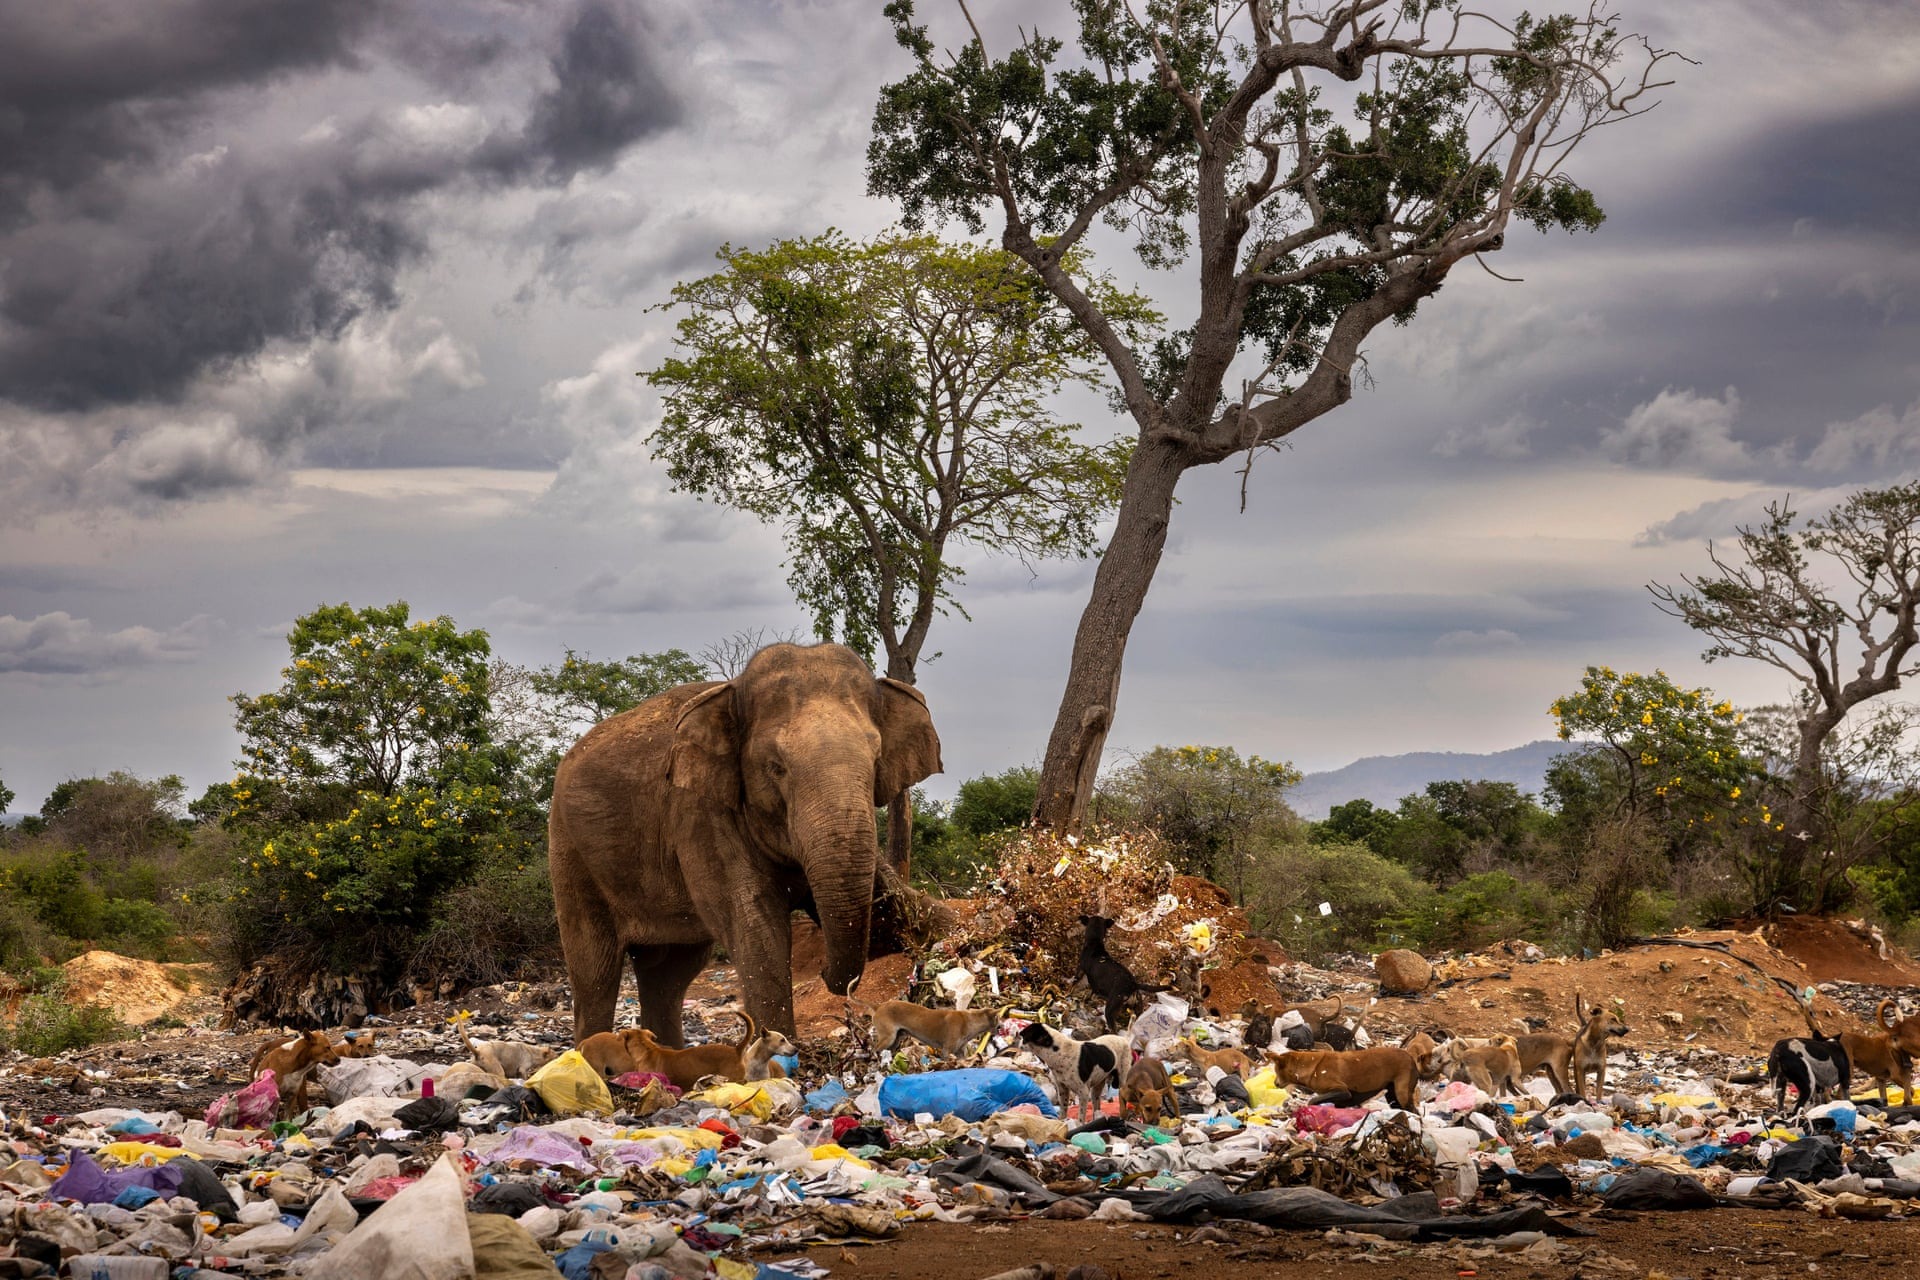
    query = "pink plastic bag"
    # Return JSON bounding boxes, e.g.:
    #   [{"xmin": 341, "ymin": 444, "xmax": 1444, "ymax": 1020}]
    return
[
  {"xmin": 205, "ymin": 1070, "xmax": 281, "ymax": 1129},
  {"xmin": 1293, "ymin": 1104, "xmax": 1370, "ymax": 1136}
]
